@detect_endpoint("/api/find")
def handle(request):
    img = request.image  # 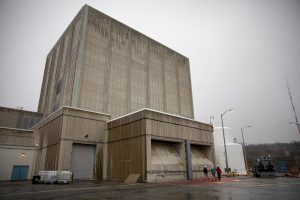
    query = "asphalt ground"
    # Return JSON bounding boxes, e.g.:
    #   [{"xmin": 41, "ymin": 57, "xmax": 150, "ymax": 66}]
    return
[{"xmin": 0, "ymin": 176, "xmax": 299, "ymax": 200}]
